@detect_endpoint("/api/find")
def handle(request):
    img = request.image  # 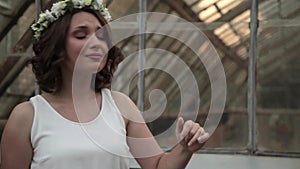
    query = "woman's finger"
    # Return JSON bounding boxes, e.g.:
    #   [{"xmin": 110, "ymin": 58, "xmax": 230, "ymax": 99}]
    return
[
  {"xmin": 180, "ymin": 120, "xmax": 194, "ymax": 140},
  {"xmin": 176, "ymin": 117, "xmax": 184, "ymax": 140},
  {"xmin": 188, "ymin": 126, "xmax": 205, "ymax": 146},
  {"xmin": 197, "ymin": 132, "xmax": 210, "ymax": 144}
]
